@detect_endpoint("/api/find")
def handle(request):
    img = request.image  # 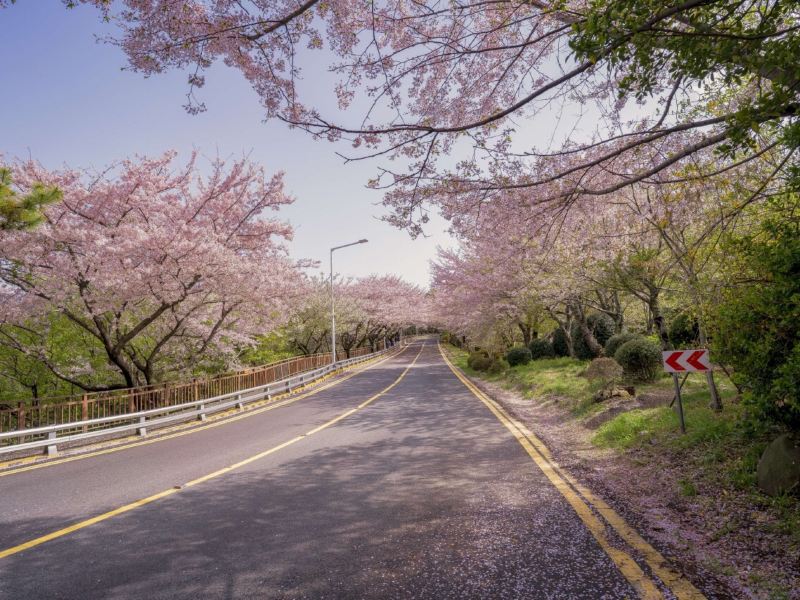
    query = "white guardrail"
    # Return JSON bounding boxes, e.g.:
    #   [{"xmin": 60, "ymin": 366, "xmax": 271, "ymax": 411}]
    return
[{"xmin": 0, "ymin": 346, "xmax": 399, "ymax": 459}]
